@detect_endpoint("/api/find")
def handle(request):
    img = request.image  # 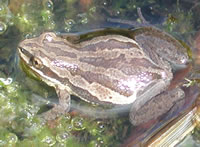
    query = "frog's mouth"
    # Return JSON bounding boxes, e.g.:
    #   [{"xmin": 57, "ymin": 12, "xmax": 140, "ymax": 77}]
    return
[
  {"xmin": 19, "ymin": 57, "xmax": 42, "ymax": 82},
  {"xmin": 18, "ymin": 47, "xmax": 62, "ymax": 88},
  {"xmin": 18, "ymin": 45, "xmax": 42, "ymax": 80}
]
